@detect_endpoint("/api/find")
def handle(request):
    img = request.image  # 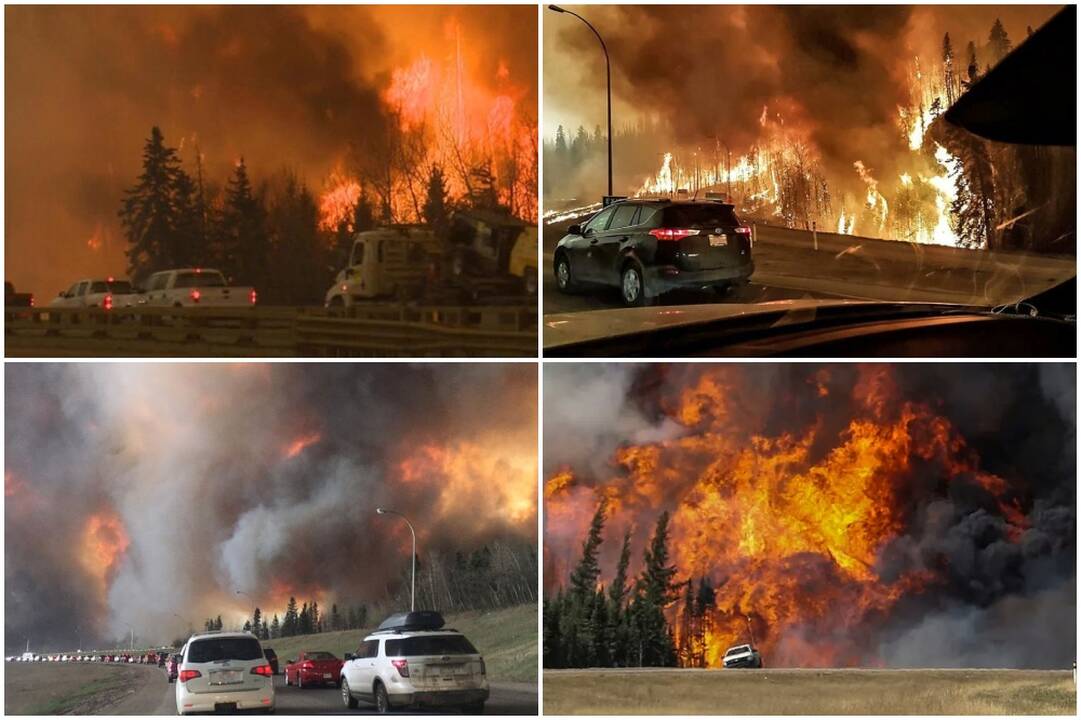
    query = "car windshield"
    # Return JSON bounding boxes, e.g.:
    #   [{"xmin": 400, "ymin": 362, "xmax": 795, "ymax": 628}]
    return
[
  {"xmin": 174, "ymin": 271, "xmax": 226, "ymax": 288},
  {"xmin": 384, "ymin": 635, "xmax": 479, "ymax": 656},
  {"xmin": 187, "ymin": 637, "xmax": 262, "ymax": 663},
  {"xmin": 305, "ymin": 651, "xmax": 336, "ymax": 660},
  {"xmin": 542, "ymin": 5, "xmax": 1075, "ymax": 338},
  {"xmin": 725, "ymin": 646, "xmax": 749, "ymax": 656}
]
